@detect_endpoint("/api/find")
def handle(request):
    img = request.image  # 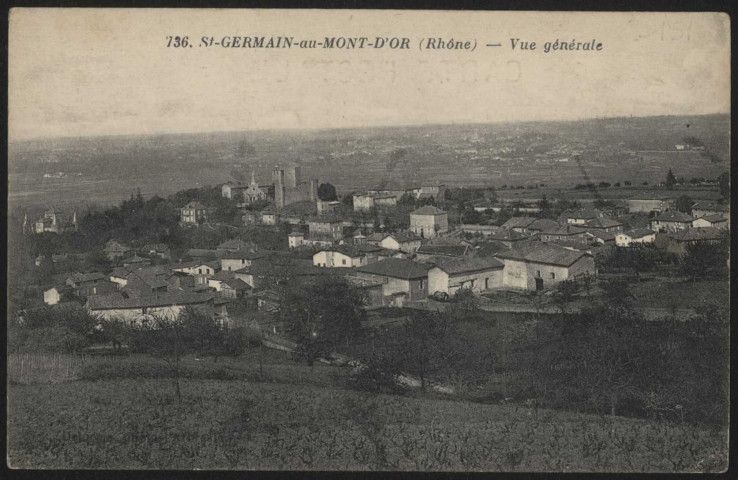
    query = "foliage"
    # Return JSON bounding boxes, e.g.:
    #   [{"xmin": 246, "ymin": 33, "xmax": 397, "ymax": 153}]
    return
[
  {"xmin": 279, "ymin": 276, "xmax": 367, "ymax": 365},
  {"xmin": 665, "ymin": 169, "xmax": 676, "ymax": 190},
  {"xmin": 317, "ymin": 183, "xmax": 338, "ymax": 201},
  {"xmin": 680, "ymin": 238, "xmax": 729, "ymax": 280},
  {"xmin": 675, "ymin": 195, "xmax": 694, "ymax": 214}
]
